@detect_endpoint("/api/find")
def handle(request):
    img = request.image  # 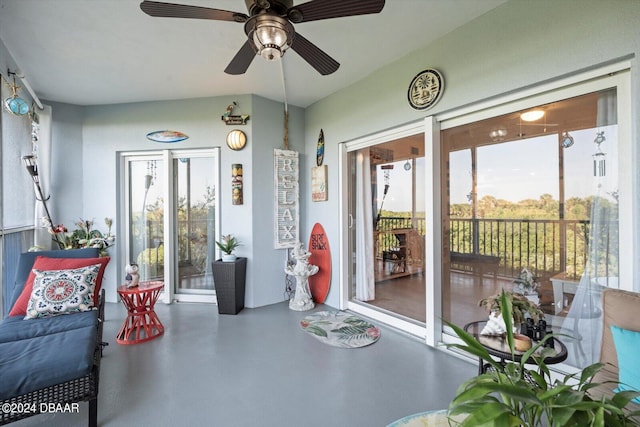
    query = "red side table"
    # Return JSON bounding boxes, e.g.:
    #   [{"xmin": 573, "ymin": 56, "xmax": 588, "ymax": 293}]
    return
[{"xmin": 116, "ymin": 281, "xmax": 165, "ymax": 345}]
